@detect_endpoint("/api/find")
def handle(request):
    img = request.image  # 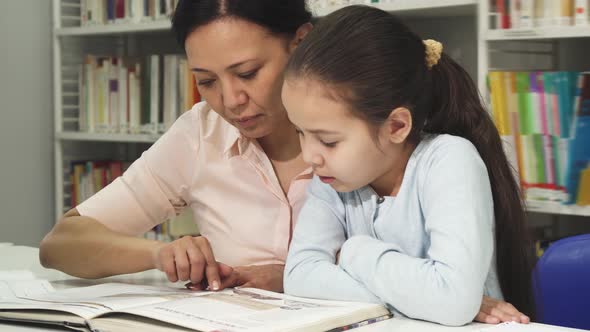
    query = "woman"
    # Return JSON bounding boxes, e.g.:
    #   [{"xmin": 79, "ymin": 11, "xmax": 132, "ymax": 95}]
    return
[{"xmin": 39, "ymin": 0, "xmax": 525, "ymax": 324}]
